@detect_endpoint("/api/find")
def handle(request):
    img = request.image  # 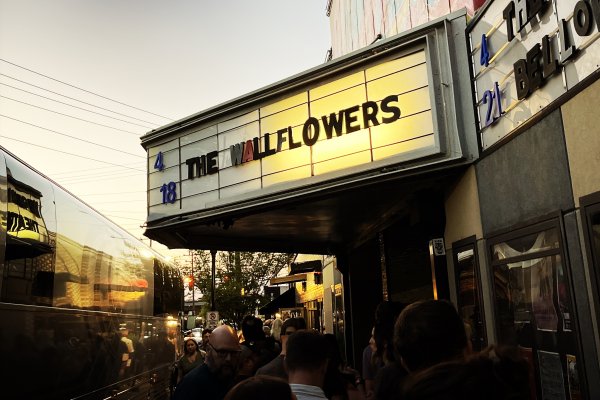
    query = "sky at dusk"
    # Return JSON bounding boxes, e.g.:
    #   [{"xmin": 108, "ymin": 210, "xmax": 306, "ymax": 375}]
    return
[{"xmin": 0, "ymin": 1, "xmax": 331, "ymax": 258}]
